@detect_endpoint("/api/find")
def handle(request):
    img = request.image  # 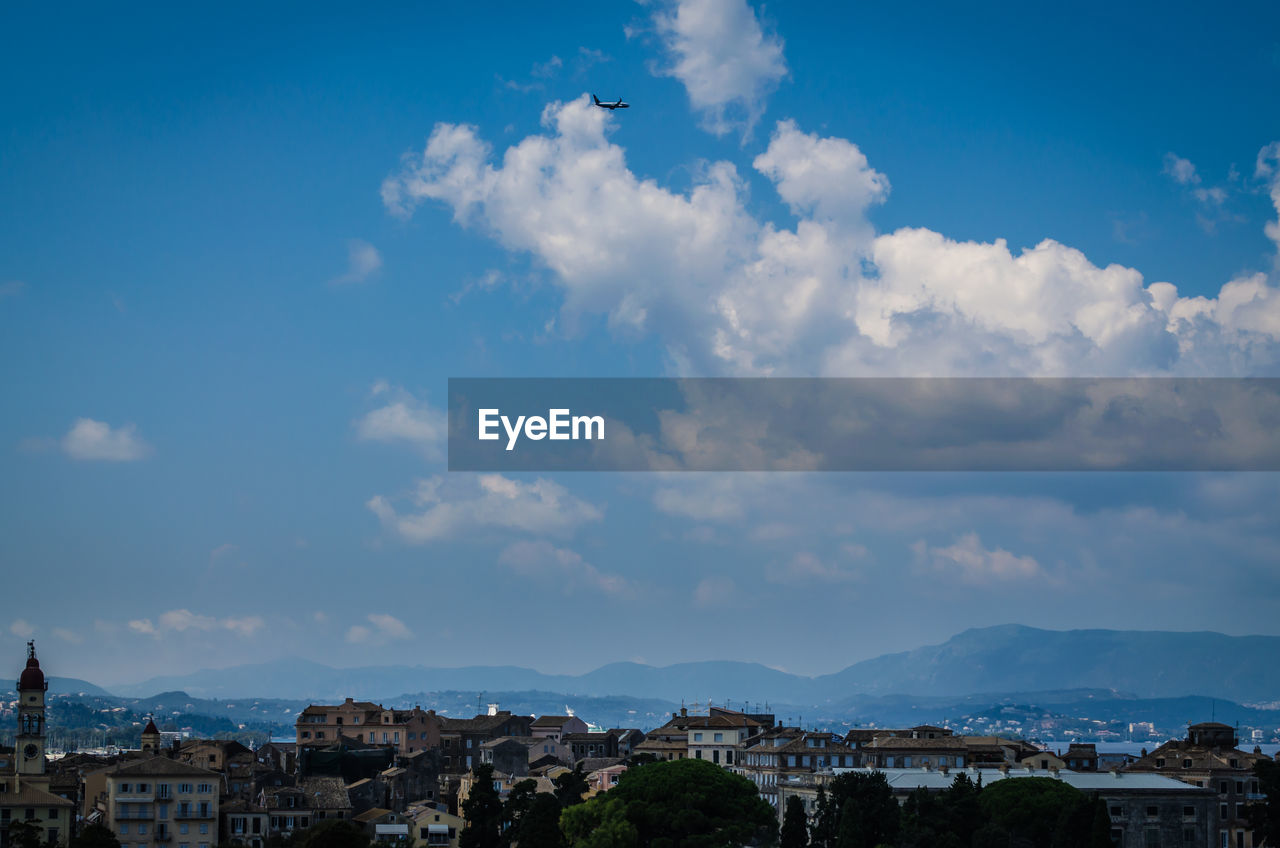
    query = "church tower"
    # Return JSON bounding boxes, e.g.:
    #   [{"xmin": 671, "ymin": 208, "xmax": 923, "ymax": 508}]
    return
[
  {"xmin": 15, "ymin": 640, "xmax": 48, "ymax": 787},
  {"xmin": 140, "ymin": 715, "xmax": 162, "ymax": 754}
]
